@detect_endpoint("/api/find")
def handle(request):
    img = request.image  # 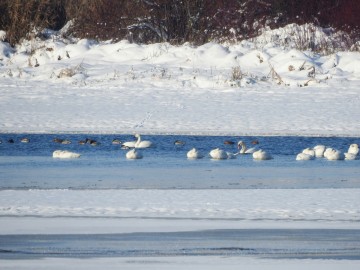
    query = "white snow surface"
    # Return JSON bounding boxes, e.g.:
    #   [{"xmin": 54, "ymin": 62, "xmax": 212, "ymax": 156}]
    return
[
  {"xmin": 1, "ymin": 24, "xmax": 360, "ymax": 136},
  {"xmin": 1, "ymin": 189, "xmax": 359, "ymax": 230}
]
